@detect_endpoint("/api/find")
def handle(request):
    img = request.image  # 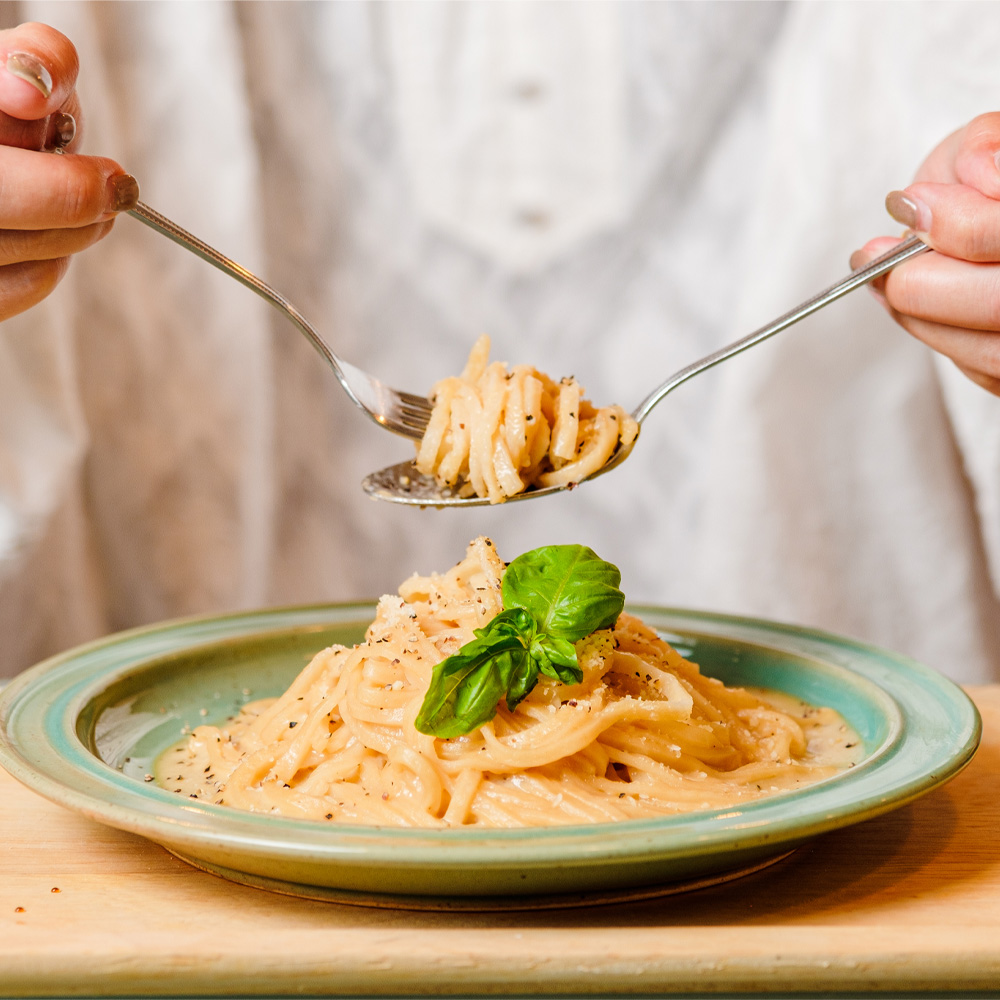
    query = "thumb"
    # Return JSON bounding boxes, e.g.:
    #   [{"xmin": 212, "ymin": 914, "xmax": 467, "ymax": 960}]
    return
[{"xmin": 0, "ymin": 22, "xmax": 79, "ymax": 119}]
